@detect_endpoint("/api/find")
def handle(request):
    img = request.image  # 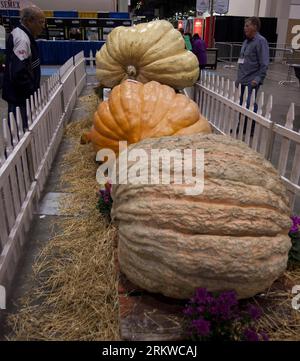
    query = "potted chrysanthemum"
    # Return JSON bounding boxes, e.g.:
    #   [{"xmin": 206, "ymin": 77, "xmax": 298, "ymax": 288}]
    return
[{"xmin": 289, "ymin": 216, "xmax": 300, "ymax": 267}]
